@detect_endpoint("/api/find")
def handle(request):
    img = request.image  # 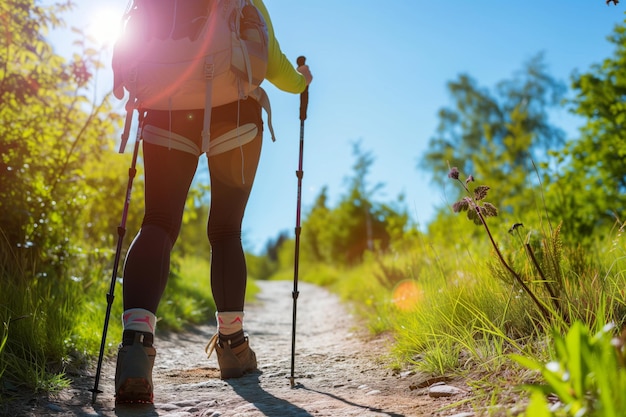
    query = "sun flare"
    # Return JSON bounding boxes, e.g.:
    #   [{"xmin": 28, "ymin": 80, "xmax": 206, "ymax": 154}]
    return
[
  {"xmin": 87, "ymin": 7, "xmax": 124, "ymax": 47},
  {"xmin": 392, "ymin": 280, "xmax": 423, "ymax": 311}
]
